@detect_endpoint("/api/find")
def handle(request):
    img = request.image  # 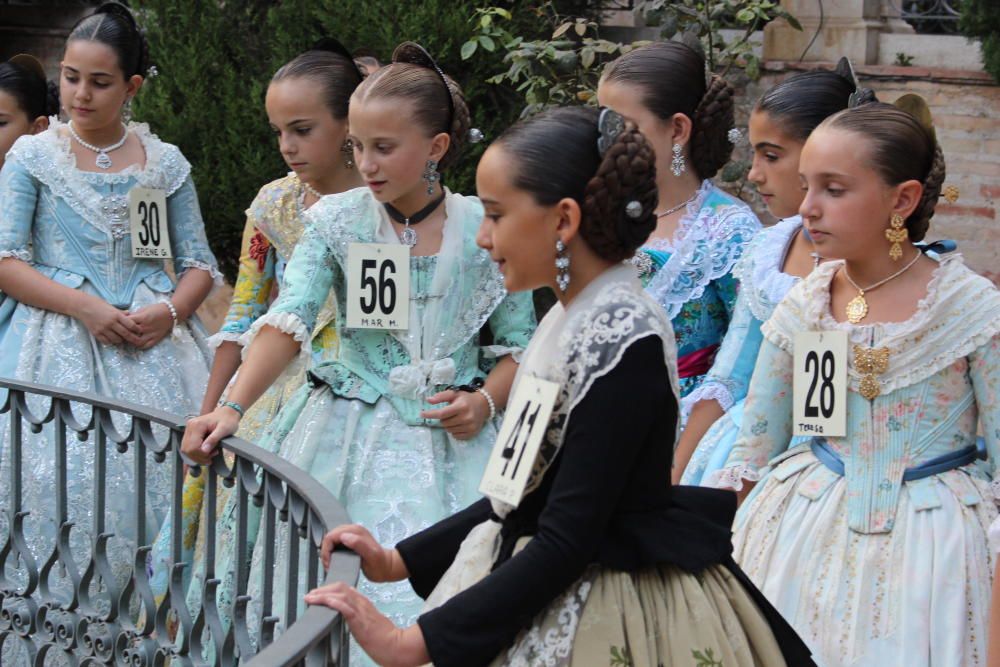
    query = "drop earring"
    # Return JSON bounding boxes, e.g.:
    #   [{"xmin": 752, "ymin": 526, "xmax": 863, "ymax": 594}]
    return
[
  {"xmin": 423, "ymin": 159, "xmax": 440, "ymax": 196},
  {"xmin": 885, "ymin": 212, "xmax": 908, "ymax": 261},
  {"xmin": 555, "ymin": 239, "xmax": 570, "ymax": 293},
  {"xmin": 341, "ymin": 139, "xmax": 355, "ymax": 169},
  {"xmin": 670, "ymin": 143, "xmax": 686, "ymax": 177}
]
